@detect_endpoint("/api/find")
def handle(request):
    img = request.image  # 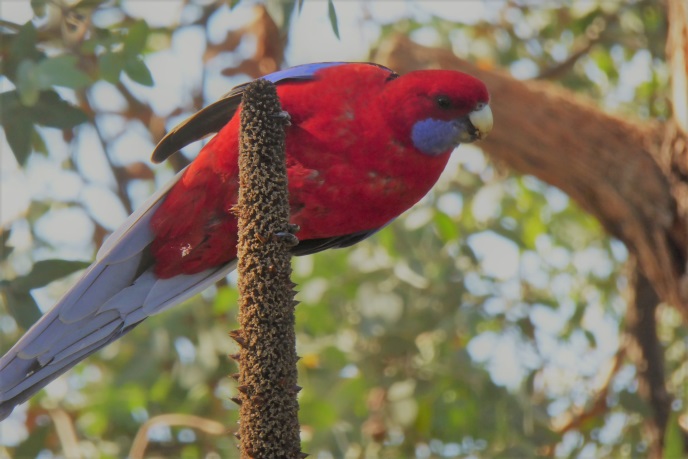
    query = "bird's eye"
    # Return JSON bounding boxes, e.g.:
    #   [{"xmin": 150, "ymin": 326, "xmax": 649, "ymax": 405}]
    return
[
  {"xmin": 436, "ymin": 96, "xmax": 452, "ymax": 109},
  {"xmin": 474, "ymin": 102, "xmax": 486, "ymax": 111}
]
